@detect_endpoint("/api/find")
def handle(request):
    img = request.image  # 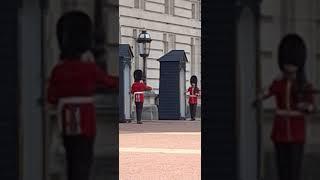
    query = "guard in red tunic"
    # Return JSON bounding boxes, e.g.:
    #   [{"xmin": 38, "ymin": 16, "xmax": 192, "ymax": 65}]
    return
[
  {"xmin": 187, "ymin": 75, "xmax": 200, "ymax": 121},
  {"xmin": 131, "ymin": 70, "xmax": 152, "ymax": 124},
  {"xmin": 47, "ymin": 11, "xmax": 118, "ymax": 180},
  {"xmin": 253, "ymin": 34, "xmax": 315, "ymax": 180}
]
